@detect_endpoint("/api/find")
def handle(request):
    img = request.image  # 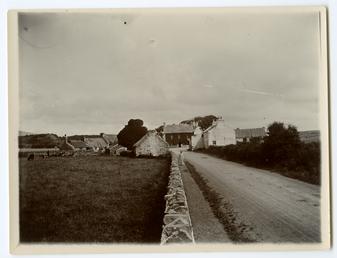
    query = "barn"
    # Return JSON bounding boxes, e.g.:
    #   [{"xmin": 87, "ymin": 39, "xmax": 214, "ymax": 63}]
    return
[
  {"xmin": 133, "ymin": 131, "xmax": 169, "ymax": 157},
  {"xmin": 162, "ymin": 123, "xmax": 195, "ymax": 147}
]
